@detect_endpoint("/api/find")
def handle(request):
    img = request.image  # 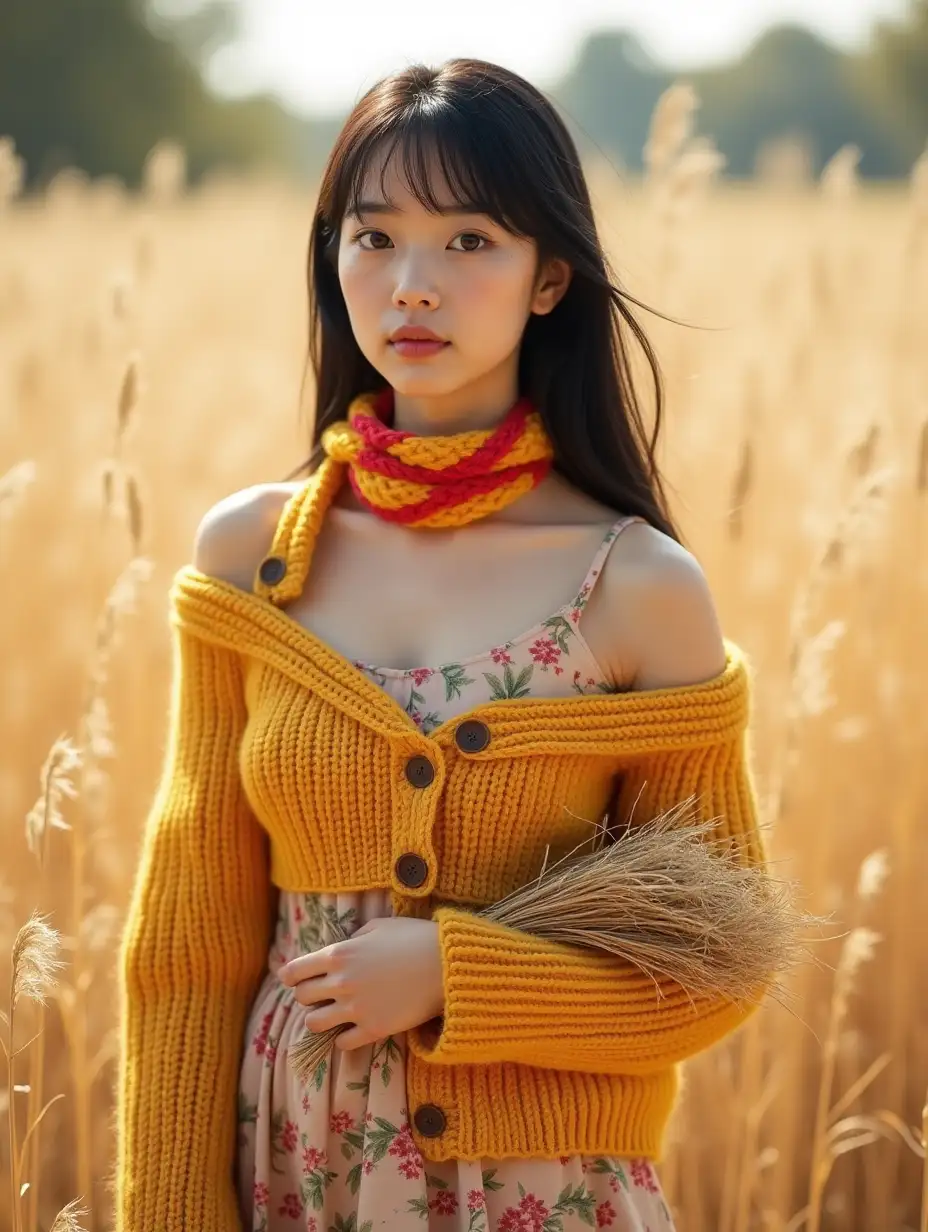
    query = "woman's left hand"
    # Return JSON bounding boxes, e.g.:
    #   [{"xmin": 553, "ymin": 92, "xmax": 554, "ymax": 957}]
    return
[{"xmin": 278, "ymin": 917, "xmax": 445, "ymax": 1051}]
